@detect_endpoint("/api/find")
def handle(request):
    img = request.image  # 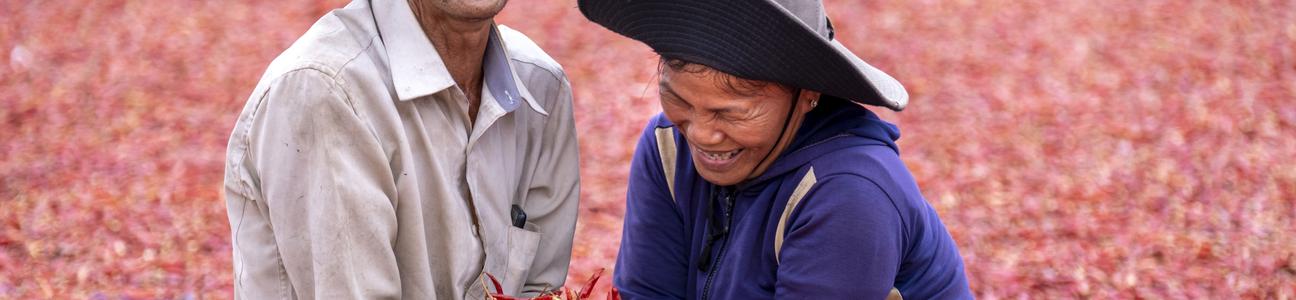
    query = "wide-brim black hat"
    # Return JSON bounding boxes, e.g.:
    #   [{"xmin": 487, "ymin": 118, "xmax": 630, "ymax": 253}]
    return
[{"xmin": 578, "ymin": 0, "xmax": 909, "ymax": 111}]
